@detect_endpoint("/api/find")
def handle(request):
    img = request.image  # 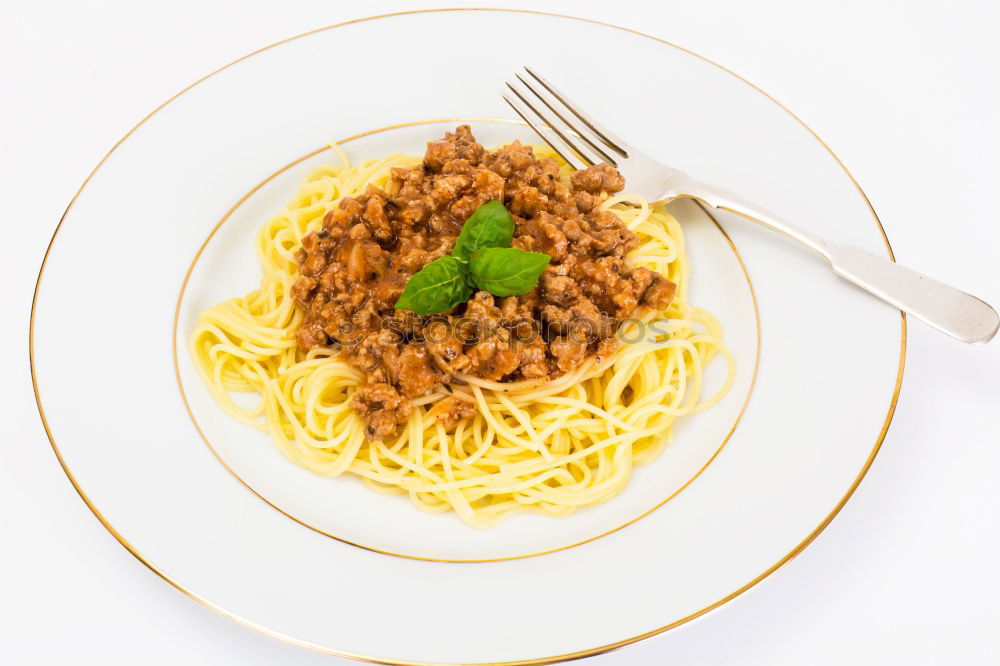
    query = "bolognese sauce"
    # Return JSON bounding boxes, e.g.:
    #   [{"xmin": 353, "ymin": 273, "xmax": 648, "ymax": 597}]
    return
[{"xmin": 291, "ymin": 126, "xmax": 676, "ymax": 438}]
